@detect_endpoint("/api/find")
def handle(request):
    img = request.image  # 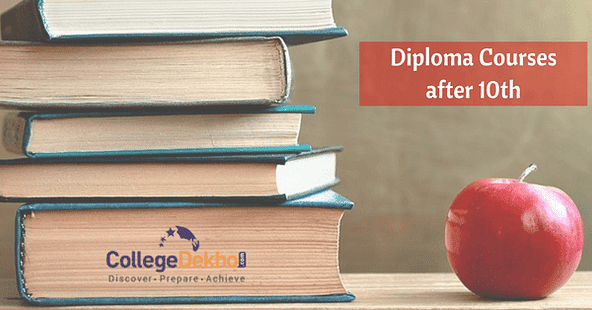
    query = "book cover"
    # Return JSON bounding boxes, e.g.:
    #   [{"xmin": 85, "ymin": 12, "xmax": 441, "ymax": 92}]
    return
[
  {"xmin": 2, "ymin": 105, "xmax": 315, "ymax": 158},
  {"xmin": 0, "ymin": 146, "xmax": 342, "ymax": 202},
  {"xmin": 0, "ymin": 37, "xmax": 293, "ymax": 110},
  {"xmin": 1, "ymin": 0, "xmax": 348, "ymax": 45},
  {"xmin": 15, "ymin": 190, "xmax": 355, "ymax": 306}
]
